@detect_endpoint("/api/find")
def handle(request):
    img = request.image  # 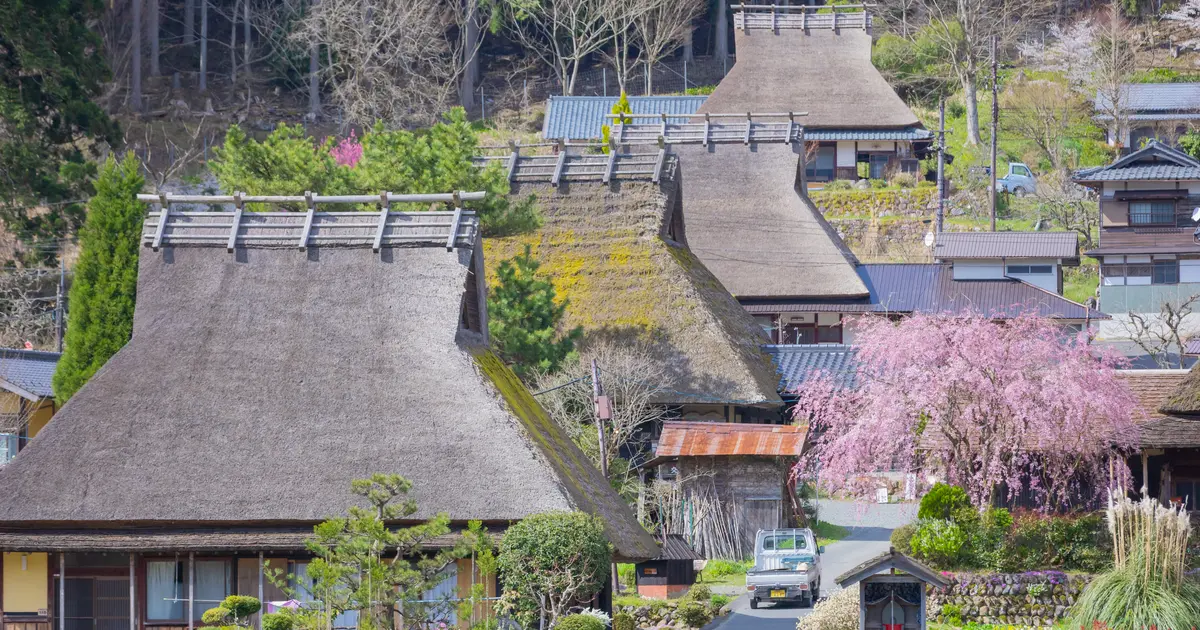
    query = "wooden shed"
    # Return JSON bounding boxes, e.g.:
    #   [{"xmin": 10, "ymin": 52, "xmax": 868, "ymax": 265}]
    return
[
  {"xmin": 636, "ymin": 535, "xmax": 703, "ymax": 599},
  {"xmin": 835, "ymin": 548, "xmax": 948, "ymax": 630}
]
